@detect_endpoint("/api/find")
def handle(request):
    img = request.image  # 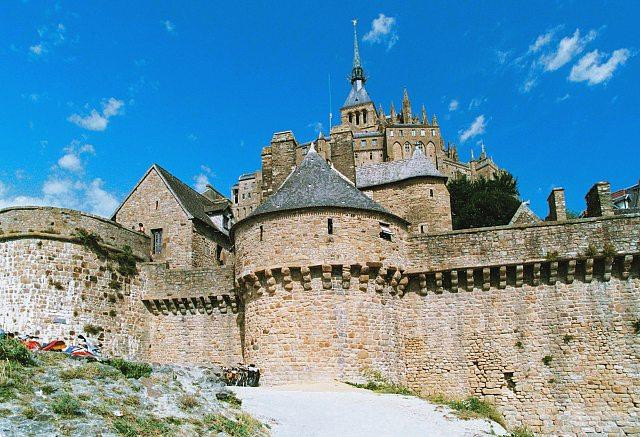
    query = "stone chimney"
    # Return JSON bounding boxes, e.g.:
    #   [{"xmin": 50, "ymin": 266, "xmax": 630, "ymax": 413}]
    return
[
  {"xmin": 585, "ymin": 181, "xmax": 614, "ymax": 218},
  {"xmin": 546, "ymin": 187, "xmax": 567, "ymax": 221}
]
